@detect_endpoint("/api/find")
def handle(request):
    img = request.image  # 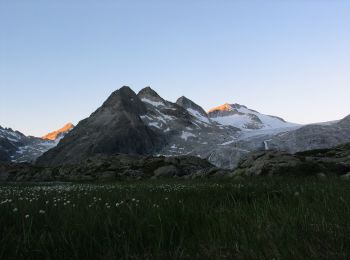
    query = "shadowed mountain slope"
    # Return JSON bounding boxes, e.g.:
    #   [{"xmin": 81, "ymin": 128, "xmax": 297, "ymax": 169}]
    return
[{"xmin": 36, "ymin": 86, "xmax": 166, "ymax": 166}]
